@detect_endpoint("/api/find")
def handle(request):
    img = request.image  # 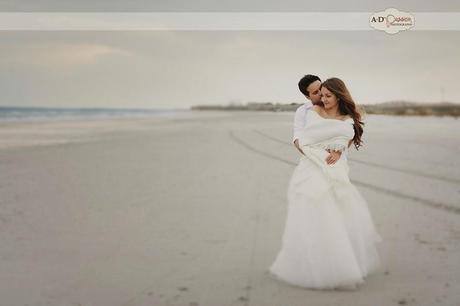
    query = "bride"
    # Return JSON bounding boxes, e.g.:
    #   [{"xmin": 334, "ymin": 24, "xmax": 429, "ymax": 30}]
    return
[{"xmin": 269, "ymin": 77, "xmax": 383, "ymax": 290}]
